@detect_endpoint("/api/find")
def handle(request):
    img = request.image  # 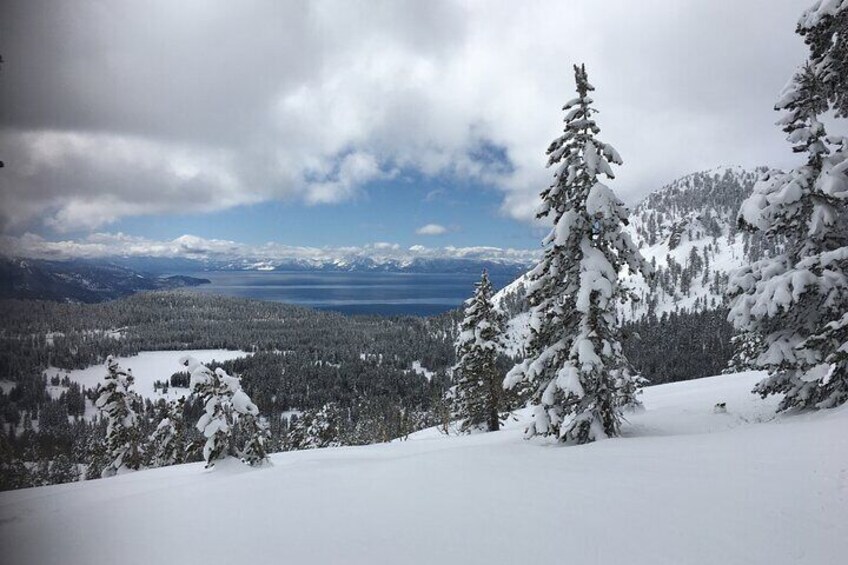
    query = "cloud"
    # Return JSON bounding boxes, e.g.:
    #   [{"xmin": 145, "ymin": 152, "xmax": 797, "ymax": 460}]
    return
[
  {"xmin": 0, "ymin": 232, "xmax": 539, "ymax": 264},
  {"xmin": 0, "ymin": 0, "xmax": 816, "ymax": 233},
  {"xmin": 416, "ymin": 223, "xmax": 448, "ymax": 236}
]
